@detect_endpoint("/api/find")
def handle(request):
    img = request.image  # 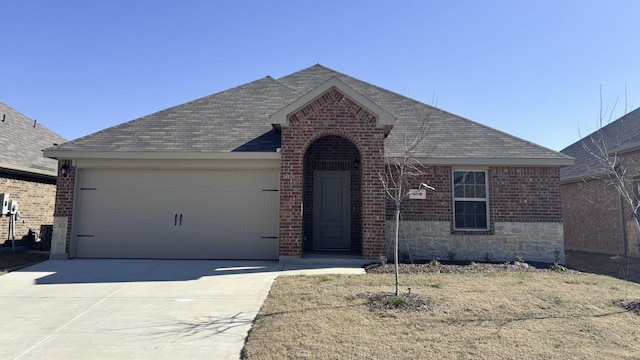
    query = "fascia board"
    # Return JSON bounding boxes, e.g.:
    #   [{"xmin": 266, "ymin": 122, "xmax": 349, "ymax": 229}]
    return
[
  {"xmin": 43, "ymin": 150, "xmax": 281, "ymax": 161},
  {"xmin": 384, "ymin": 157, "xmax": 575, "ymax": 167},
  {"xmin": 0, "ymin": 162, "xmax": 57, "ymax": 177}
]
